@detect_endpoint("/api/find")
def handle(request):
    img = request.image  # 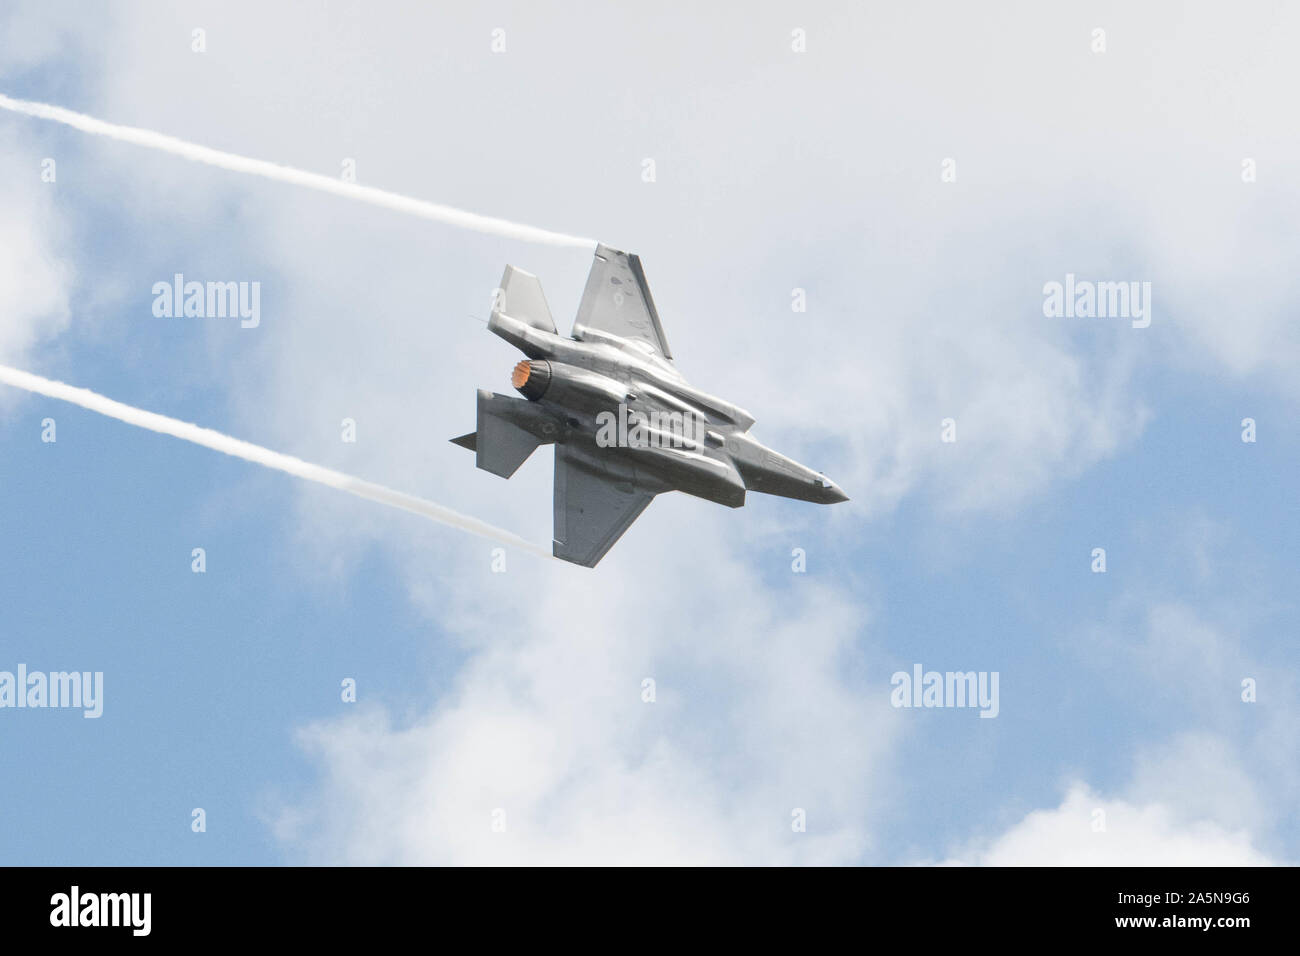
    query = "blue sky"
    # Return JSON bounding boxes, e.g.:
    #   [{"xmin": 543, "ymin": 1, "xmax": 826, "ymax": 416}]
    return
[{"xmin": 0, "ymin": 1, "xmax": 1295, "ymax": 865}]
